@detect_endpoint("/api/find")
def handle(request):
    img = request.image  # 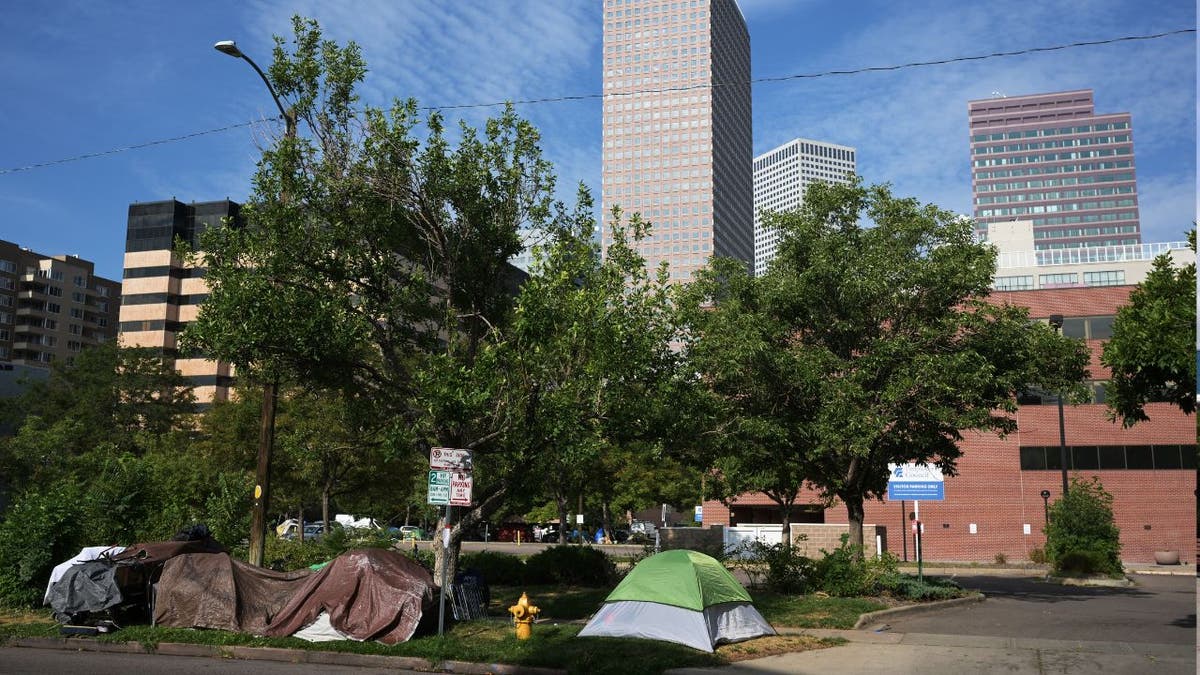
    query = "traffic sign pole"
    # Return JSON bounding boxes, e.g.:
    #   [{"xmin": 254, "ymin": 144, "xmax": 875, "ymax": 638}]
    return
[{"xmin": 915, "ymin": 500, "xmax": 922, "ymax": 583}]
